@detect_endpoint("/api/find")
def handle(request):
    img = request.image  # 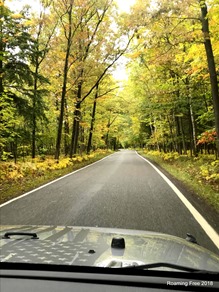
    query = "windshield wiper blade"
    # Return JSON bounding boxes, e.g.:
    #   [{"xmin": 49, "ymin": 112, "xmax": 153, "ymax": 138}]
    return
[
  {"xmin": 2, "ymin": 232, "xmax": 39, "ymax": 239},
  {"xmin": 122, "ymin": 262, "xmax": 217, "ymax": 273}
]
